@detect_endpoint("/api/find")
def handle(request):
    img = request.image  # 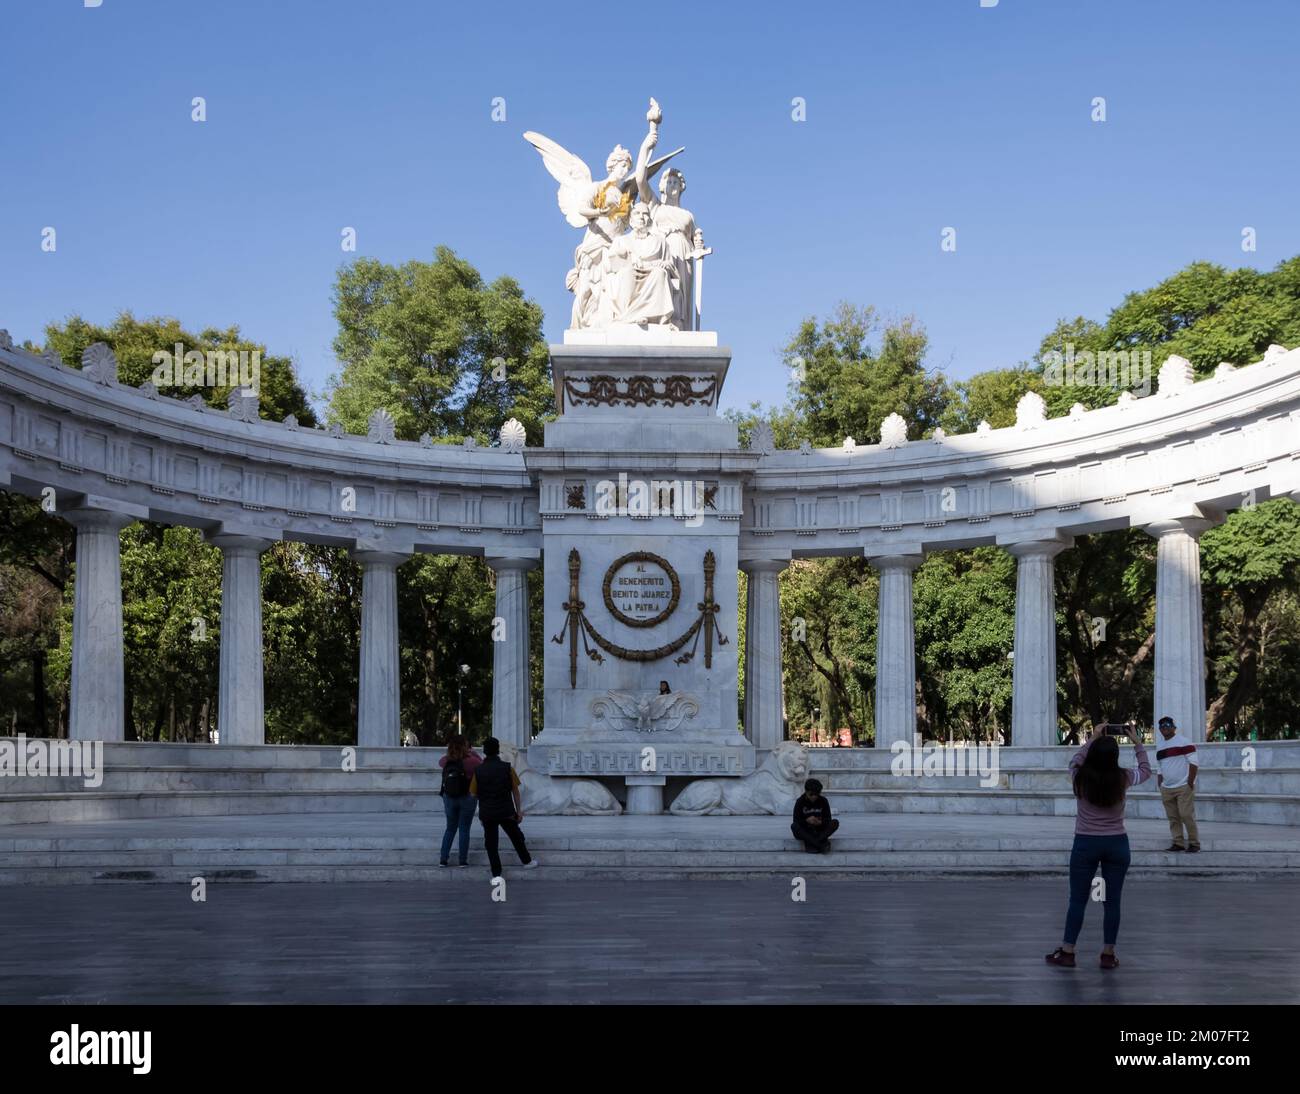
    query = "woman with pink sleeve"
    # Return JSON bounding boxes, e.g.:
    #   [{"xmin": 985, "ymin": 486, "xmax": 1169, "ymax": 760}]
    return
[{"xmin": 1045, "ymin": 723, "xmax": 1151, "ymax": 970}]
